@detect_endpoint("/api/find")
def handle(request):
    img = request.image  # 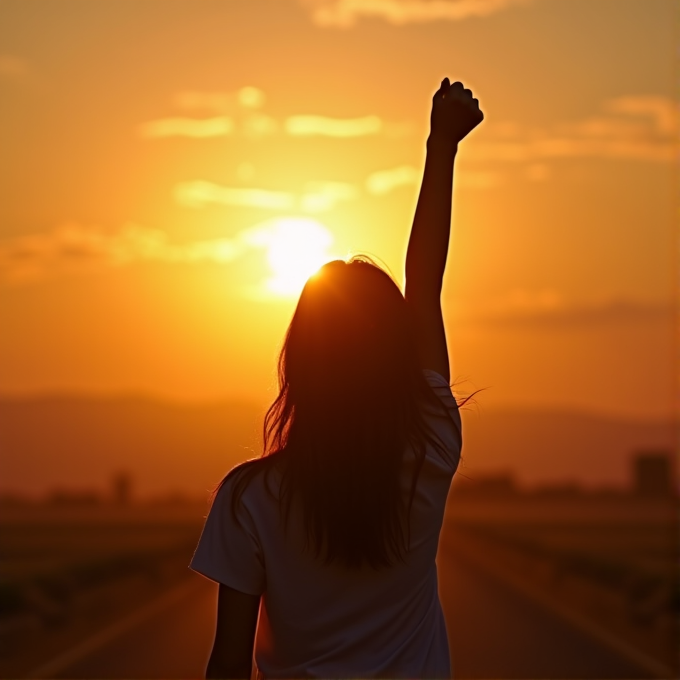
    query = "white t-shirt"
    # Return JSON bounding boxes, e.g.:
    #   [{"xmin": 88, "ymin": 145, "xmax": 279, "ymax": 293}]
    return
[{"xmin": 191, "ymin": 369, "xmax": 462, "ymax": 679}]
